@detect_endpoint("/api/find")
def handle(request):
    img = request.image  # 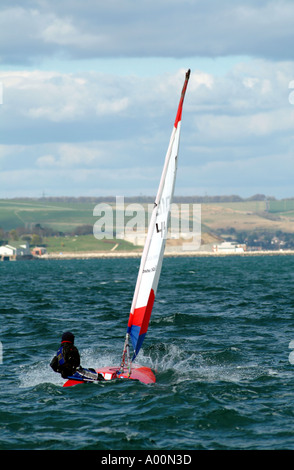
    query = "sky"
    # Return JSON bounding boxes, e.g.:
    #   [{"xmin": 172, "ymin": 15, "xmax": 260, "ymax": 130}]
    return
[{"xmin": 0, "ymin": 0, "xmax": 294, "ymax": 199}]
